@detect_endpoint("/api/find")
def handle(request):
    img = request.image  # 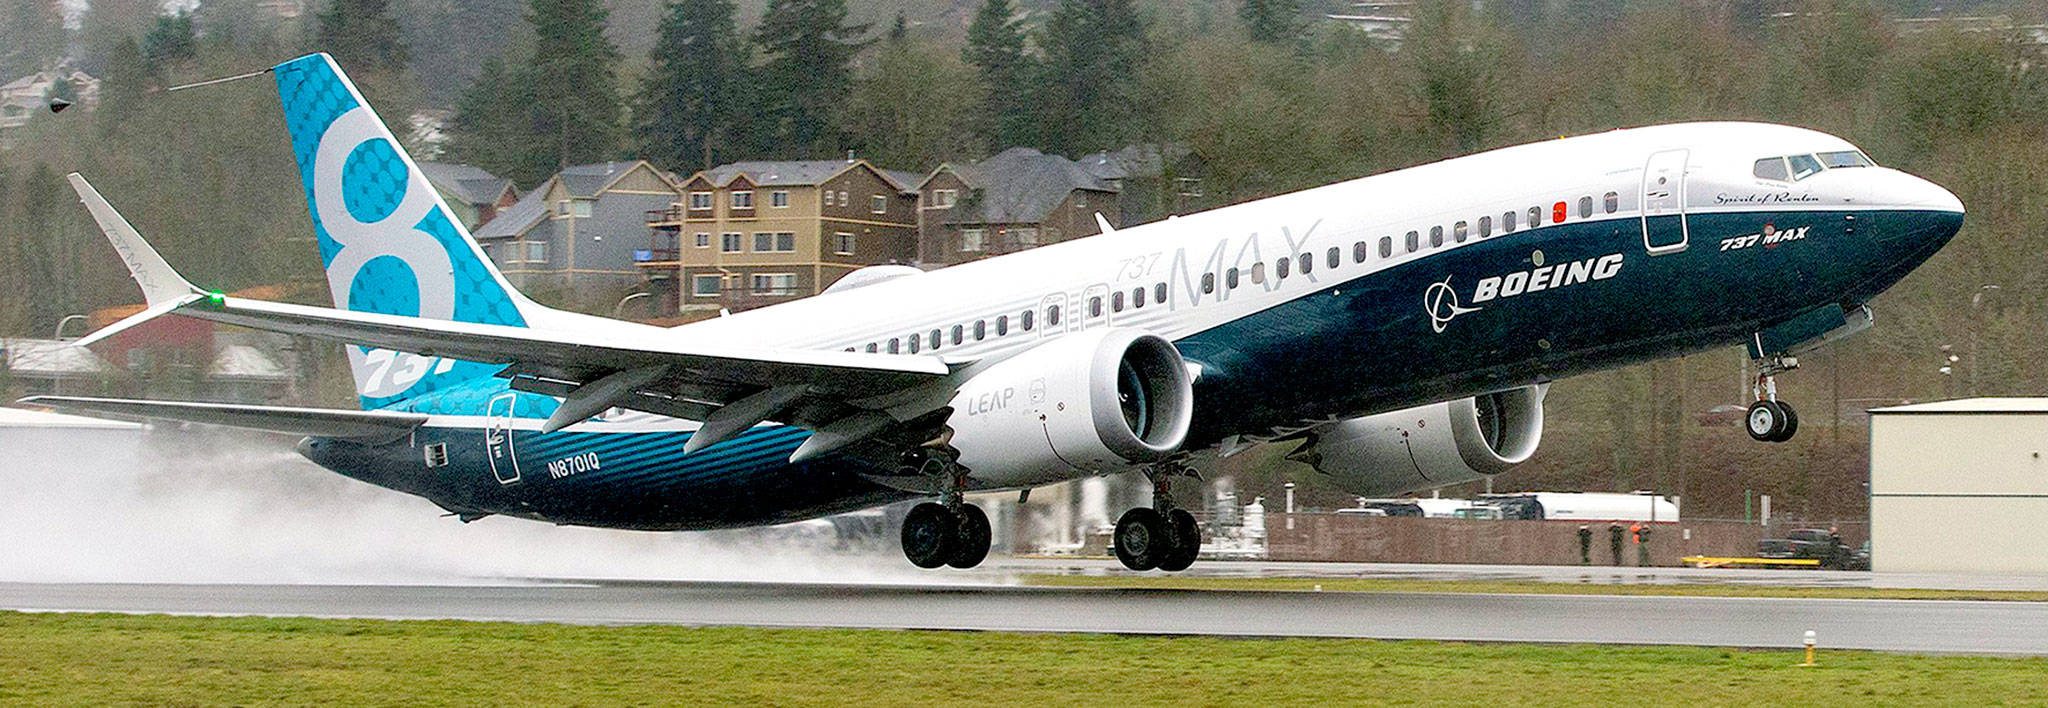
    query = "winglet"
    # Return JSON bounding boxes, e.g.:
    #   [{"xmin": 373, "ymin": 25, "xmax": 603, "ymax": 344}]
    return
[
  {"xmin": 1095, "ymin": 212, "xmax": 1116, "ymax": 235},
  {"xmin": 68, "ymin": 173, "xmax": 201, "ymax": 307}
]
